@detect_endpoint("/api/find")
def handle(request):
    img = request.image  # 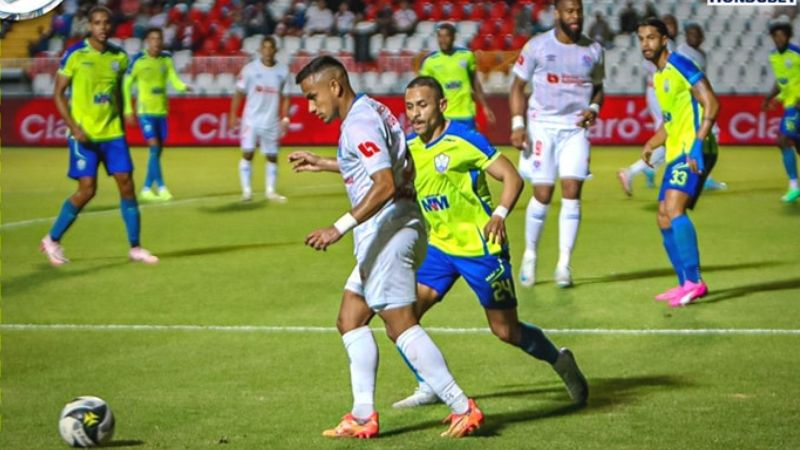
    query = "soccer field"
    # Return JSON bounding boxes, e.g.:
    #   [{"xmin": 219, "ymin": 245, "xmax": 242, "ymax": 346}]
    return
[{"xmin": 1, "ymin": 146, "xmax": 799, "ymax": 449}]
